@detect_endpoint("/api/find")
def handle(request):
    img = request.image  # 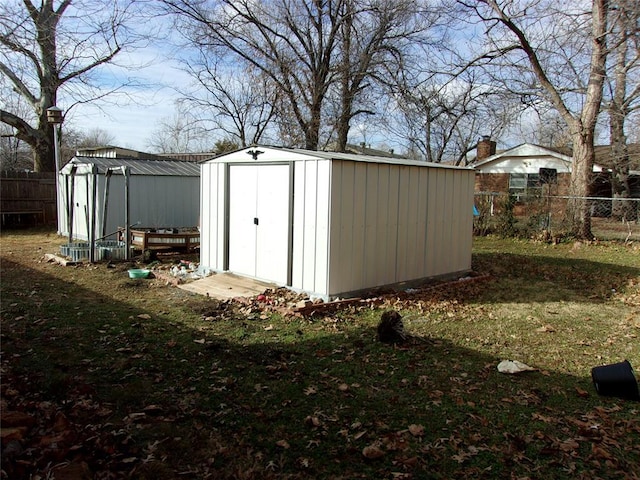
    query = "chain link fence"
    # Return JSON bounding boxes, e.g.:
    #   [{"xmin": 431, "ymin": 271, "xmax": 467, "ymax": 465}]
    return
[{"xmin": 474, "ymin": 192, "xmax": 640, "ymax": 242}]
